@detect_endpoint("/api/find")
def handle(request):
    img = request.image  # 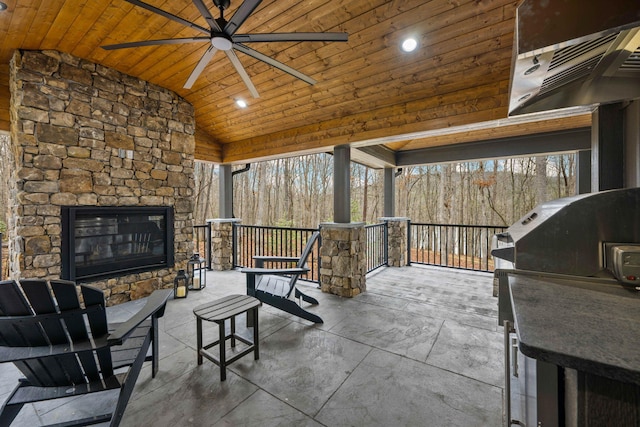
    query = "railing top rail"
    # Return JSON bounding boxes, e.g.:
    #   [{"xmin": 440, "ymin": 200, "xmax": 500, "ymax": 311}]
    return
[
  {"xmin": 409, "ymin": 222, "xmax": 507, "ymax": 229},
  {"xmin": 365, "ymin": 223, "xmax": 386, "ymax": 229},
  {"xmin": 234, "ymin": 224, "xmax": 320, "ymax": 233}
]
